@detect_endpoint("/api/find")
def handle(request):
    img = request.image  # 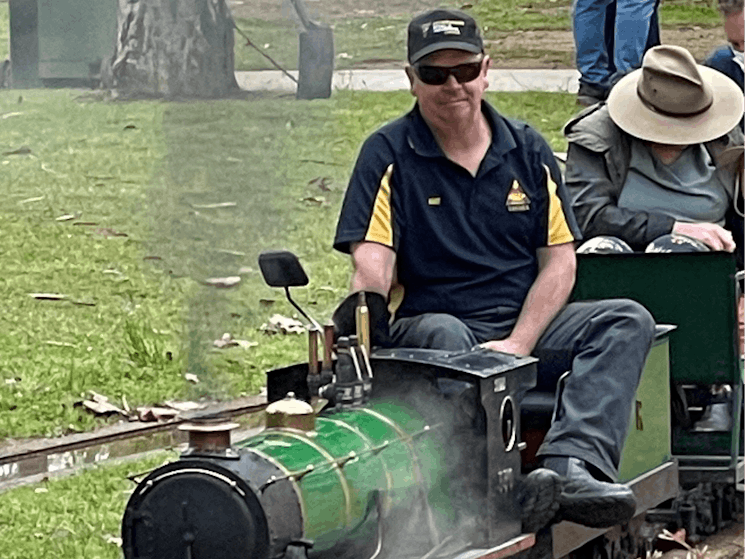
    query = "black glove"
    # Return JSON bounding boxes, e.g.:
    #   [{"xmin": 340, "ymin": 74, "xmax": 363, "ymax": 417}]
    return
[{"xmin": 332, "ymin": 291, "xmax": 391, "ymax": 348}]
